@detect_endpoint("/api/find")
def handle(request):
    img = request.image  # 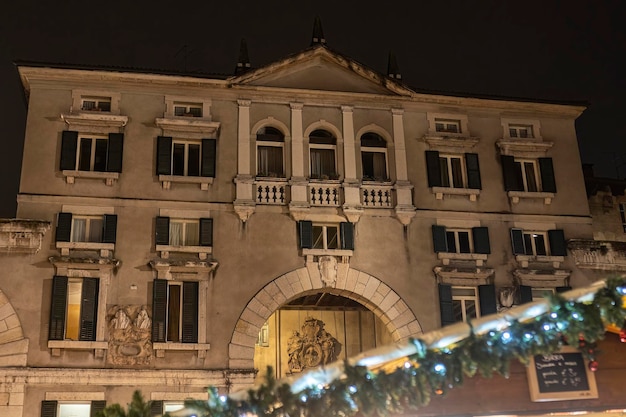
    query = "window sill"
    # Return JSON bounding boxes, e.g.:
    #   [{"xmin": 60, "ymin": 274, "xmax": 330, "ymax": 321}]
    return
[
  {"xmin": 437, "ymin": 252, "xmax": 488, "ymax": 266},
  {"xmin": 48, "ymin": 340, "xmax": 108, "ymax": 358},
  {"xmin": 159, "ymin": 175, "xmax": 214, "ymax": 190},
  {"xmin": 507, "ymin": 191, "xmax": 554, "ymax": 204},
  {"xmin": 56, "ymin": 241, "xmax": 114, "ymax": 257},
  {"xmin": 156, "ymin": 244, "xmax": 212, "ymax": 260},
  {"xmin": 62, "ymin": 170, "xmax": 119, "ymax": 186},
  {"xmin": 431, "ymin": 186, "xmax": 480, "ymax": 201},
  {"xmin": 152, "ymin": 342, "xmax": 211, "ymax": 358},
  {"xmin": 515, "ymin": 255, "xmax": 565, "ymax": 268}
]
